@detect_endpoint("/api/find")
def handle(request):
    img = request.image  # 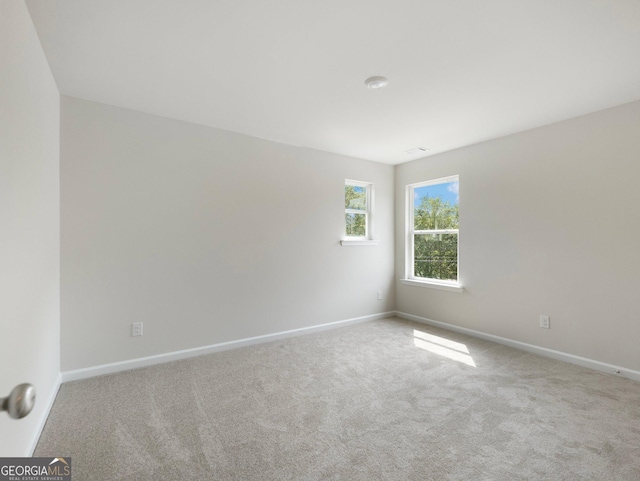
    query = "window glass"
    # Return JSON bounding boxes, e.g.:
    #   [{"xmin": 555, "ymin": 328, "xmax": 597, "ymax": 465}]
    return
[
  {"xmin": 413, "ymin": 182, "xmax": 459, "ymax": 230},
  {"xmin": 345, "ymin": 185, "xmax": 367, "ymax": 210},
  {"xmin": 414, "ymin": 233, "xmax": 458, "ymax": 281},
  {"xmin": 346, "ymin": 213, "xmax": 367, "ymax": 237},
  {"xmin": 345, "ymin": 181, "xmax": 372, "ymax": 239},
  {"xmin": 409, "ymin": 177, "xmax": 459, "ymax": 283}
]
